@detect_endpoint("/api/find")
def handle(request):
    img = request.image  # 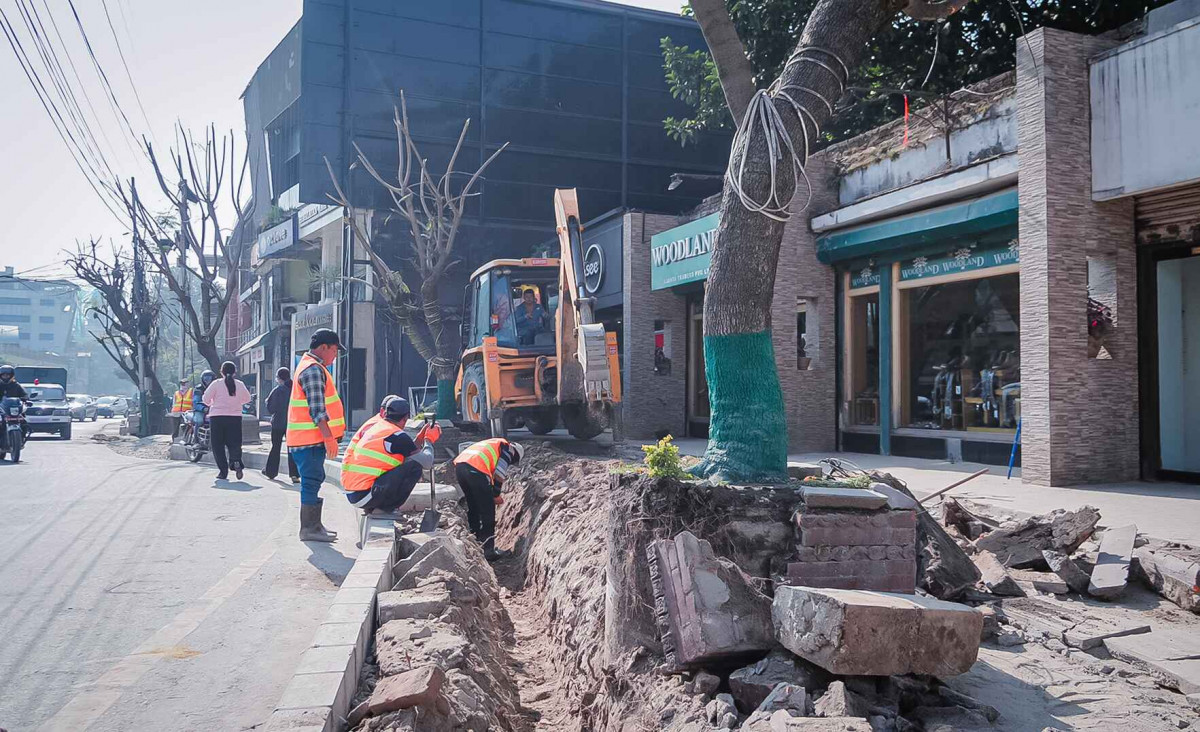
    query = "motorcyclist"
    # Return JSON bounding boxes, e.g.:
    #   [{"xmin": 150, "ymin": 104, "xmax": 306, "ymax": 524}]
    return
[
  {"xmin": 189, "ymin": 370, "xmax": 215, "ymax": 426},
  {"xmin": 0, "ymin": 365, "xmax": 28, "ymax": 400}
]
